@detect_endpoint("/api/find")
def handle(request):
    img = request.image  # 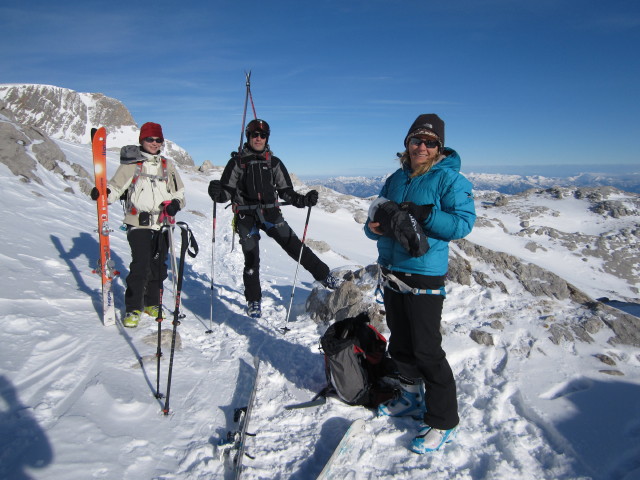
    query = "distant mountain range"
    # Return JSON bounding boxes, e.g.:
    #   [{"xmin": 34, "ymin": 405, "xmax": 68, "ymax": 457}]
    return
[{"xmin": 304, "ymin": 170, "xmax": 640, "ymax": 197}]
